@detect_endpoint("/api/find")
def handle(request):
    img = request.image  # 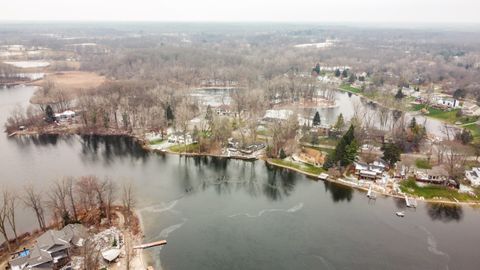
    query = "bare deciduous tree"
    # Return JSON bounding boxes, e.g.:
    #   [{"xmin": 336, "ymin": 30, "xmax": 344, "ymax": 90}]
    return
[{"xmin": 23, "ymin": 183, "xmax": 47, "ymax": 231}]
